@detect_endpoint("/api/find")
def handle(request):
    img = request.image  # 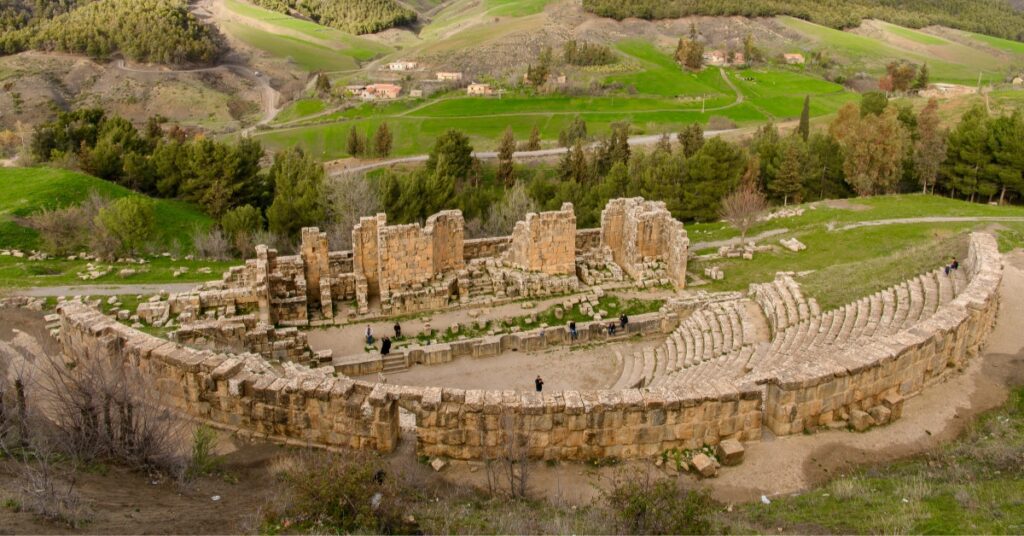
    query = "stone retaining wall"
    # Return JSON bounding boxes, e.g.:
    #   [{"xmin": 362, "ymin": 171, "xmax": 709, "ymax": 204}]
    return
[{"xmin": 761, "ymin": 233, "xmax": 1003, "ymax": 435}]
